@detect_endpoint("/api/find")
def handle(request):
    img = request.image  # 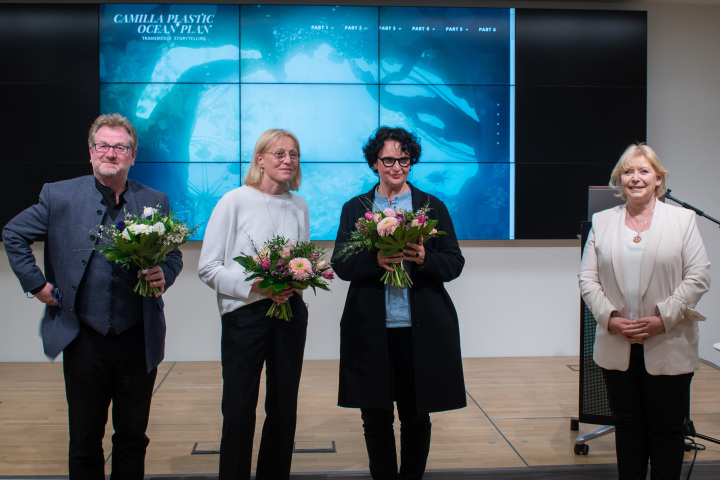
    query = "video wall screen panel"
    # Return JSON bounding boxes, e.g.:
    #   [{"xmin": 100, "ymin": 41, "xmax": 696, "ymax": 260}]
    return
[
  {"xmin": 514, "ymin": 162, "xmax": 617, "ymax": 239},
  {"xmin": 0, "ymin": 4, "xmax": 99, "ymax": 84},
  {"xmin": 240, "ymin": 5, "xmax": 379, "ymax": 84},
  {"xmin": 100, "ymin": 5, "xmax": 240, "ymax": 84},
  {"xmin": 514, "ymin": 85, "xmax": 647, "ymax": 165},
  {"xmin": 241, "ymin": 84, "xmax": 379, "ymax": 163},
  {"xmin": 378, "ymin": 7, "xmax": 512, "ymax": 86},
  {"xmin": 514, "ymin": 9, "xmax": 646, "ymax": 87},
  {"xmin": 99, "ymin": 4, "xmax": 516, "ymax": 240}
]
